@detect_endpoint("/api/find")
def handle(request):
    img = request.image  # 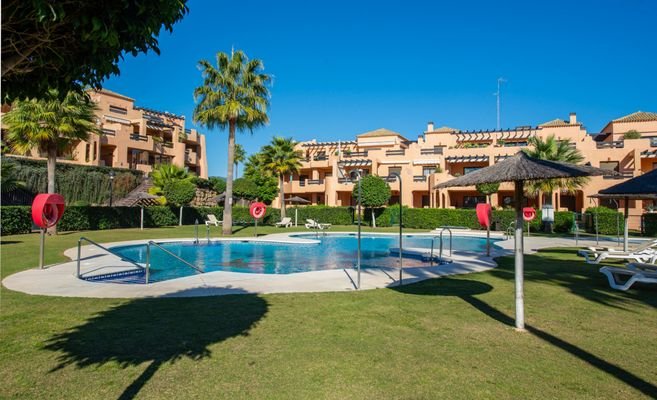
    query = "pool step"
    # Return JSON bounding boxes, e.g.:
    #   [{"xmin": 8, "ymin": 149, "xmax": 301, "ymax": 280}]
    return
[
  {"xmin": 389, "ymin": 248, "xmax": 452, "ymax": 264},
  {"xmin": 81, "ymin": 268, "xmax": 146, "ymax": 284}
]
